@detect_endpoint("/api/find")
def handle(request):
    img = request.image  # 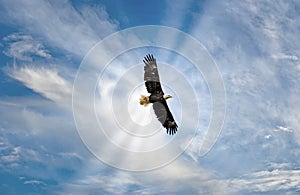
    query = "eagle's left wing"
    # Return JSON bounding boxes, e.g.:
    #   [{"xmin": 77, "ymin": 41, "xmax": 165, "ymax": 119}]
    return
[{"xmin": 153, "ymin": 100, "xmax": 178, "ymax": 135}]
